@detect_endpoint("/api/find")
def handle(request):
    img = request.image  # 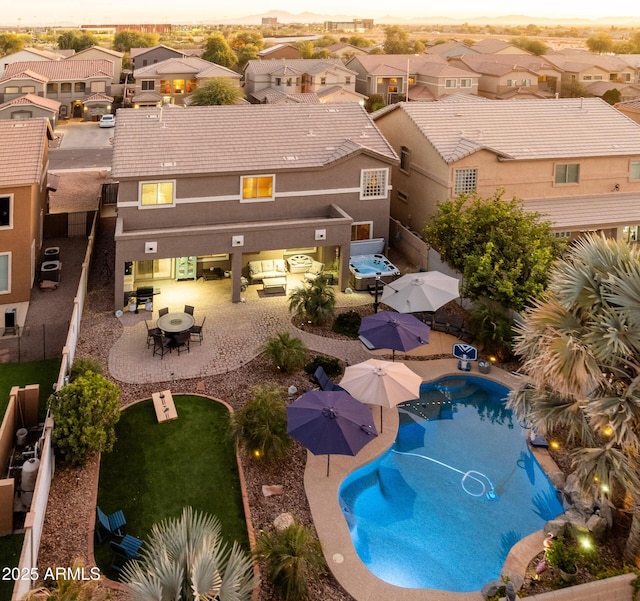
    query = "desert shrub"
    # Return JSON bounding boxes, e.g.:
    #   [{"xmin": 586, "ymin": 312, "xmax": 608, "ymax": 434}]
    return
[
  {"xmin": 288, "ymin": 279, "xmax": 336, "ymax": 326},
  {"xmin": 304, "ymin": 356, "xmax": 343, "ymax": 378},
  {"xmin": 68, "ymin": 356, "xmax": 103, "ymax": 382},
  {"xmin": 260, "ymin": 332, "xmax": 307, "ymax": 373},
  {"xmin": 468, "ymin": 302, "xmax": 515, "ymax": 361},
  {"xmin": 231, "ymin": 383, "xmax": 291, "ymax": 462},
  {"xmin": 332, "ymin": 310, "xmax": 361, "ymax": 338}
]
